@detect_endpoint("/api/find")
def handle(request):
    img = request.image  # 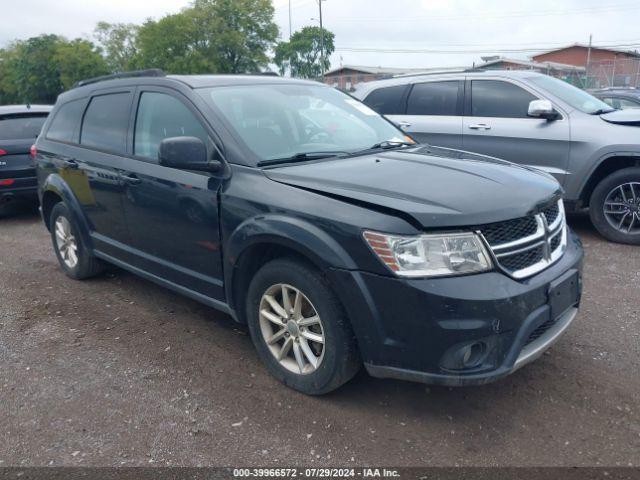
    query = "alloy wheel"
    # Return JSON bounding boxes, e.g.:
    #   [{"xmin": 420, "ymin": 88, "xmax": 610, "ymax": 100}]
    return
[
  {"xmin": 603, "ymin": 182, "xmax": 640, "ymax": 235},
  {"xmin": 258, "ymin": 283, "xmax": 325, "ymax": 375},
  {"xmin": 54, "ymin": 216, "xmax": 79, "ymax": 268}
]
